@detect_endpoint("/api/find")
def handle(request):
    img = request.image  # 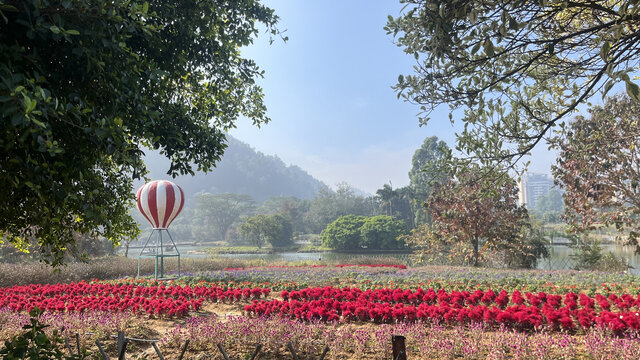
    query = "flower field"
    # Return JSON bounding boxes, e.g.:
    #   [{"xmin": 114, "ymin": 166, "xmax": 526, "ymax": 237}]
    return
[
  {"xmin": 0, "ymin": 282, "xmax": 269, "ymax": 316},
  {"xmin": 247, "ymin": 287, "xmax": 640, "ymax": 333},
  {"xmin": 1, "ymin": 263, "xmax": 640, "ymax": 359}
]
